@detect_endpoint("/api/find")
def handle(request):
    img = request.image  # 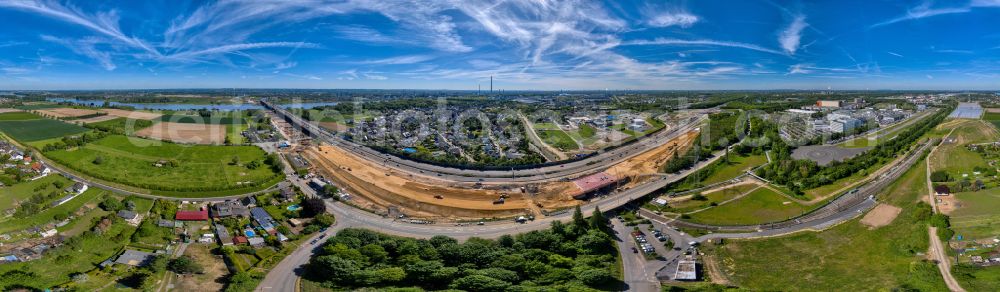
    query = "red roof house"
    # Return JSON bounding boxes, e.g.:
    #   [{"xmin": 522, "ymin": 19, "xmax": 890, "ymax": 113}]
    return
[
  {"xmin": 175, "ymin": 210, "xmax": 208, "ymax": 221},
  {"xmin": 233, "ymin": 236, "xmax": 249, "ymax": 245}
]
